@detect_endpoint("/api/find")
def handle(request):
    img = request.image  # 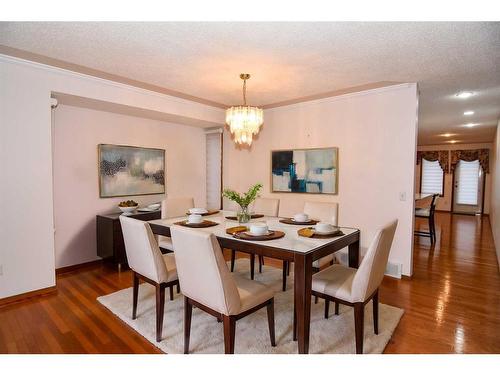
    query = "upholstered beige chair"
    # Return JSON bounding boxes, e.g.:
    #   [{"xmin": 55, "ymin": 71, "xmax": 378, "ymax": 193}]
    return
[
  {"xmin": 119, "ymin": 216, "xmax": 179, "ymax": 342},
  {"xmin": 306, "ymin": 219, "xmax": 398, "ymax": 354},
  {"xmin": 283, "ymin": 201, "xmax": 339, "ymax": 292},
  {"xmin": 158, "ymin": 197, "xmax": 195, "ymax": 251},
  {"xmin": 170, "ymin": 226, "xmax": 276, "ymax": 354},
  {"xmin": 230, "ymin": 197, "xmax": 280, "ymax": 277}
]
